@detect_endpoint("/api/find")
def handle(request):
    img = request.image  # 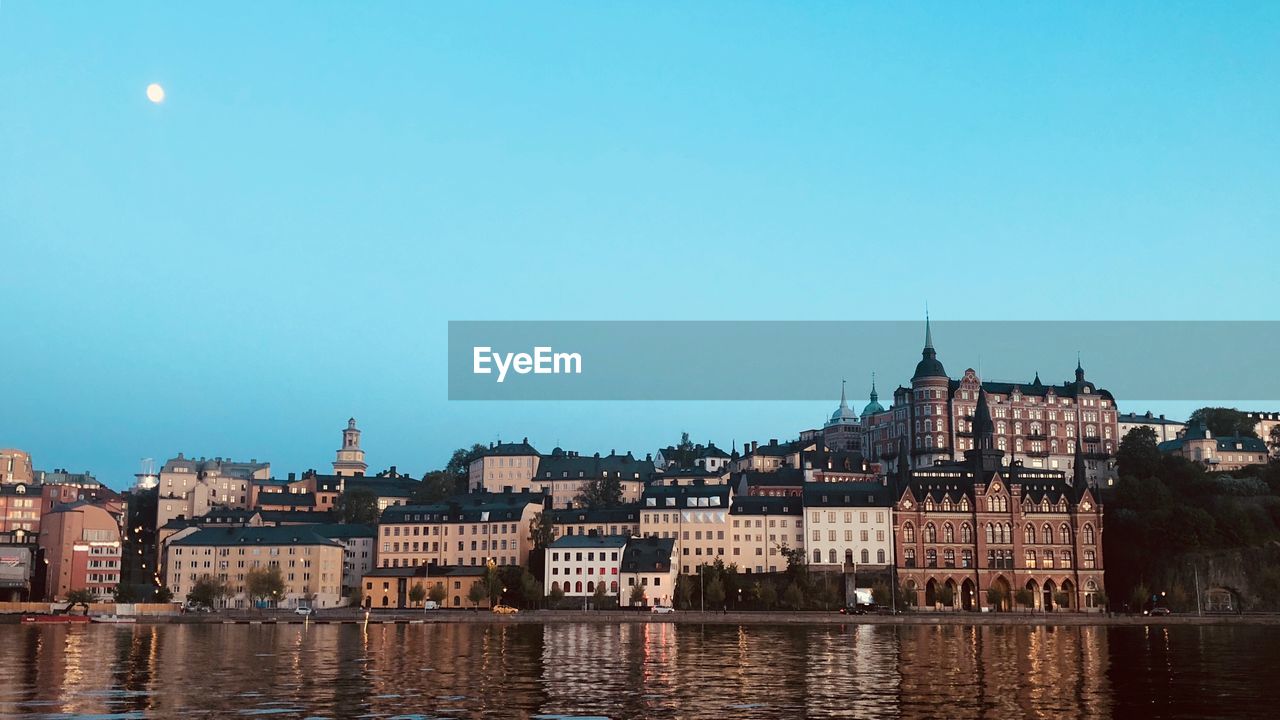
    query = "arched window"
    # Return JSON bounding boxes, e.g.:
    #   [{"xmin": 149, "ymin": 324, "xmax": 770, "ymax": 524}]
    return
[
  {"xmin": 944, "ymin": 549, "xmax": 955, "ymax": 567},
  {"xmin": 813, "ymin": 549, "xmax": 822, "ymax": 563},
  {"xmin": 1025, "ymin": 550, "xmax": 1037, "ymax": 568},
  {"xmin": 587, "ymin": 581, "xmax": 595, "ymax": 593},
  {"xmin": 611, "ymin": 581, "xmax": 618, "ymax": 592},
  {"xmin": 1060, "ymin": 523, "xmax": 1072, "ymax": 544},
  {"xmin": 942, "ymin": 498, "xmax": 952, "ymax": 512},
  {"xmin": 1024, "ymin": 525, "xmax": 1036, "ymax": 544},
  {"xmin": 1044, "ymin": 549, "xmax": 1055, "ymax": 567},
  {"xmin": 1083, "ymin": 524, "xmax": 1095, "ymax": 545},
  {"xmin": 903, "ymin": 523, "xmax": 915, "ymax": 543},
  {"xmin": 997, "ymin": 422, "xmax": 1007, "ymax": 434},
  {"xmin": 551, "ymin": 581, "xmax": 560, "ymax": 593},
  {"xmin": 575, "ymin": 581, "xmax": 583, "ymax": 593},
  {"xmin": 924, "ymin": 523, "xmax": 937, "ymax": 543},
  {"xmin": 1043, "ymin": 523, "xmax": 1054, "ymax": 544},
  {"xmin": 960, "ymin": 523, "xmax": 972, "ymax": 543},
  {"xmin": 861, "ymin": 549, "xmax": 869, "ymax": 563},
  {"xmin": 943, "ymin": 523, "xmax": 954, "ymax": 543},
  {"xmin": 877, "ymin": 549, "xmax": 886, "ymax": 563},
  {"xmin": 1062, "ymin": 550, "xmax": 1072, "ymax": 566},
  {"xmin": 1084, "ymin": 549, "xmax": 1096, "ymax": 568},
  {"xmin": 925, "ymin": 498, "xmax": 934, "ymax": 511},
  {"xmin": 985, "ymin": 523, "xmax": 994, "ymax": 544},
  {"xmin": 829, "ymin": 549, "xmax": 838, "ymax": 564},
  {"xmin": 959, "ymin": 498, "xmax": 970, "ymax": 512}
]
